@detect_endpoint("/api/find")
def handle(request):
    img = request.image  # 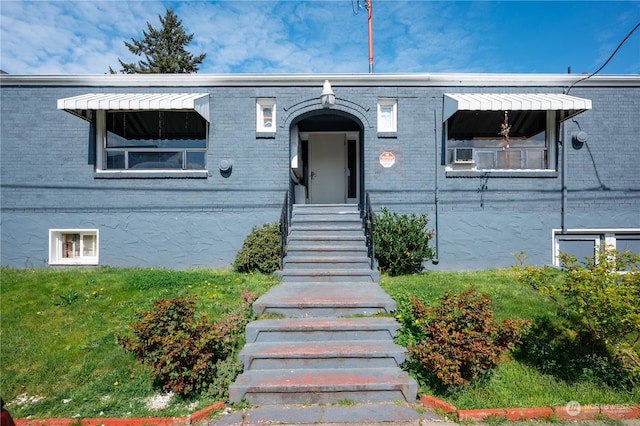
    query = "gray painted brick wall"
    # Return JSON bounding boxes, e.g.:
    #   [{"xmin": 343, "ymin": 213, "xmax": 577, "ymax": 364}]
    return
[{"xmin": 1, "ymin": 79, "xmax": 638, "ymax": 270}]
